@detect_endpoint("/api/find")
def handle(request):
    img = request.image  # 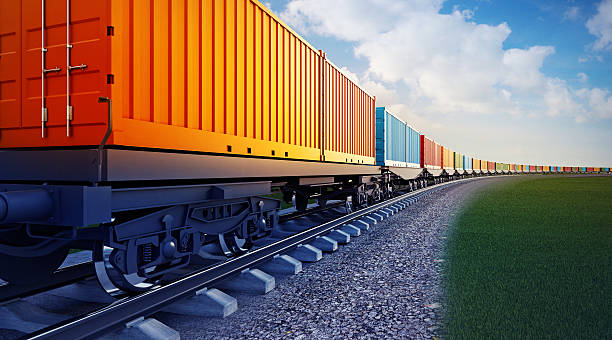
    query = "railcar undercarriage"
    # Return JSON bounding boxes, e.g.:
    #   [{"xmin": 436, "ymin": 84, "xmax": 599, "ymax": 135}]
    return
[{"xmin": 0, "ymin": 148, "xmax": 405, "ymax": 295}]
